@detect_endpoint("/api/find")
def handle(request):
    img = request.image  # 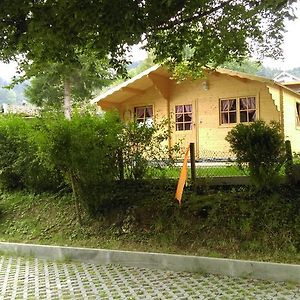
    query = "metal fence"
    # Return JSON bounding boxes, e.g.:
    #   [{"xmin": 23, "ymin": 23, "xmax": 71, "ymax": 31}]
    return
[
  {"xmin": 195, "ymin": 149, "xmax": 248, "ymax": 177},
  {"xmin": 147, "ymin": 149, "xmax": 248, "ymax": 179}
]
